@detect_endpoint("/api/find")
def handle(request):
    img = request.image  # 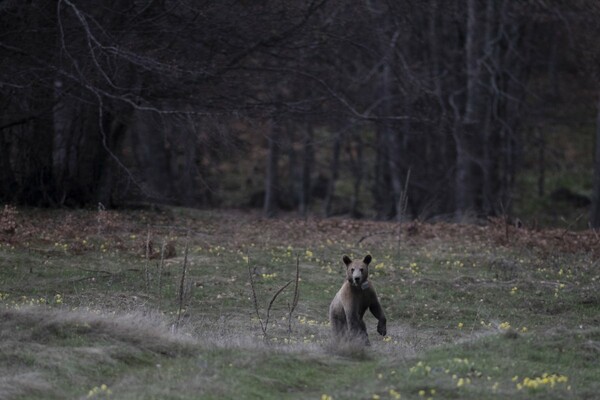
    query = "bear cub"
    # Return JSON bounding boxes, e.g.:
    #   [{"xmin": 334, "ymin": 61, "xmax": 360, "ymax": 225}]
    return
[{"xmin": 329, "ymin": 254, "xmax": 387, "ymax": 345}]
